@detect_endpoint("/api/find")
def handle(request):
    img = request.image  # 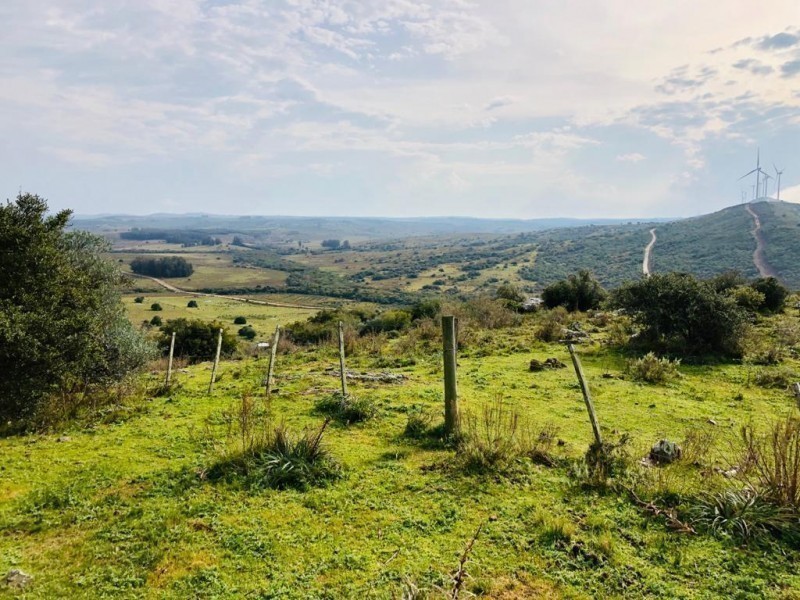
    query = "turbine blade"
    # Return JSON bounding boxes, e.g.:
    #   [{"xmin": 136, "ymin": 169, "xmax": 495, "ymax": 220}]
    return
[{"xmin": 738, "ymin": 169, "xmax": 757, "ymax": 180}]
